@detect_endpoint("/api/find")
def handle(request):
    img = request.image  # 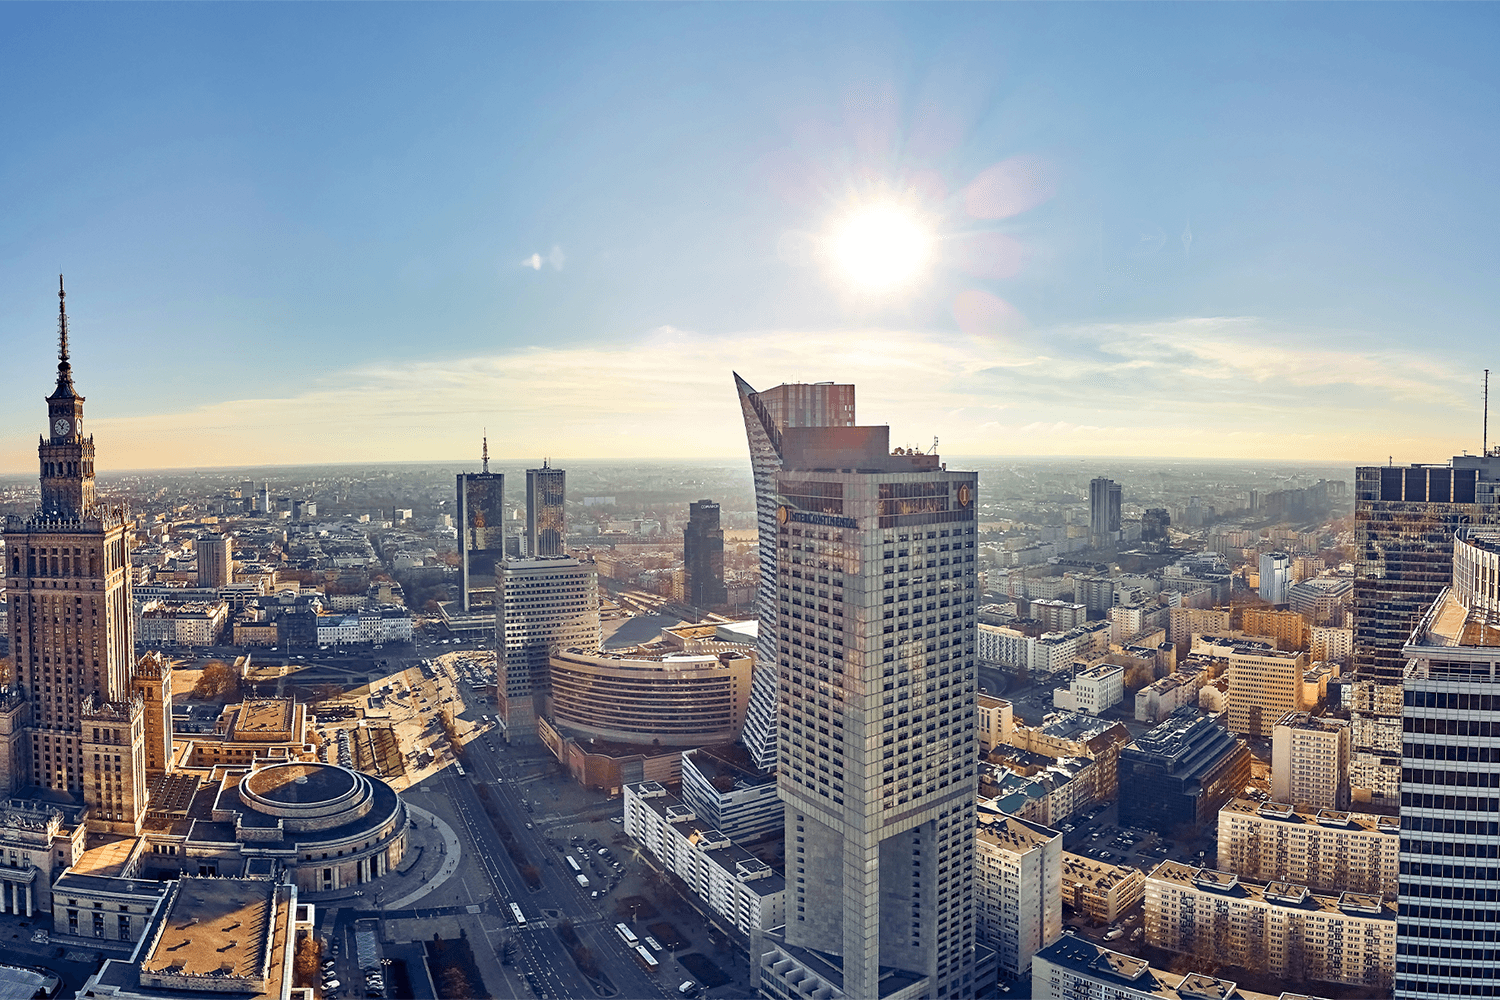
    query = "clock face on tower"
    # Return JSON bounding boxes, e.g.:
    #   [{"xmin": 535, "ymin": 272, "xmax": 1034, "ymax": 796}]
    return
[{"xmin": 53, "ymin": 417, "xmax": 70, "ymax": 437}]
